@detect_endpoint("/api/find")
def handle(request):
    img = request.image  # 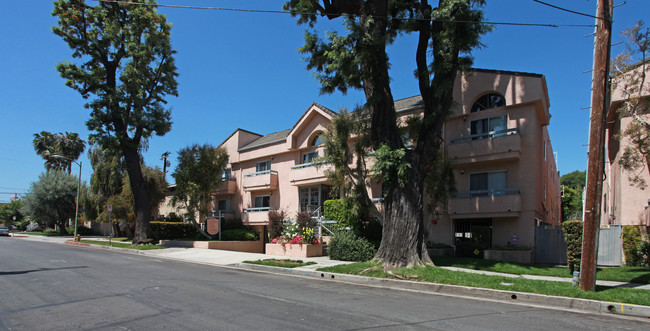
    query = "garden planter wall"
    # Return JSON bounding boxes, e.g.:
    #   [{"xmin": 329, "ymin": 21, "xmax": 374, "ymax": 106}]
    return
[
  {"xmin": 160, "ymin": 240, "xmax": 263, "ymax": 253},
  {"xmin": 265, "ymin": 243, "xmax": 323, "ymax": 257},
  {"xmin": 484, "ymin": 249, "xmax": 533, "ymax": 264}
]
